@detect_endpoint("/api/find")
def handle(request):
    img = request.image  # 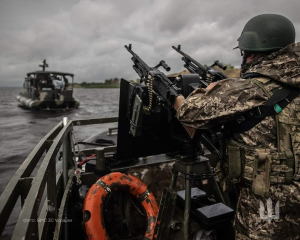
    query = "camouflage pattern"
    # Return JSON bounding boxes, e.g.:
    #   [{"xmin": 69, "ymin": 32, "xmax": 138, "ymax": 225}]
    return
[
  {"xmin": 177, "ymin": 42, "xmax": 300, "ymax": 239},
  {"xmin": 176, "ymin": 79, "xmax": 269, "ymax": 130},
  {"xmin": 241, "ymin": 42, "xmax": 300, "ymax": 88},
  {"xmin": 235, "ymin": 183, "xmax": 300, "ymax": 240},
  {"xmin": 176, "ymin": 78, "xmax": 277, "ymax": 148}
]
